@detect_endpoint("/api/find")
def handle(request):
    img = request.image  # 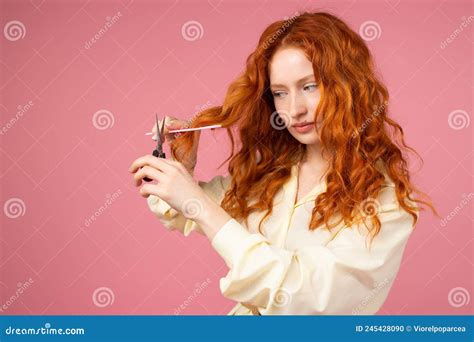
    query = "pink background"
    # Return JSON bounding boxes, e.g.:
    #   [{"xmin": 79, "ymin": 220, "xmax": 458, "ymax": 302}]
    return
[{"xmin": 0, "ymin": 0, "xmax": 472, "ymax": 315}]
